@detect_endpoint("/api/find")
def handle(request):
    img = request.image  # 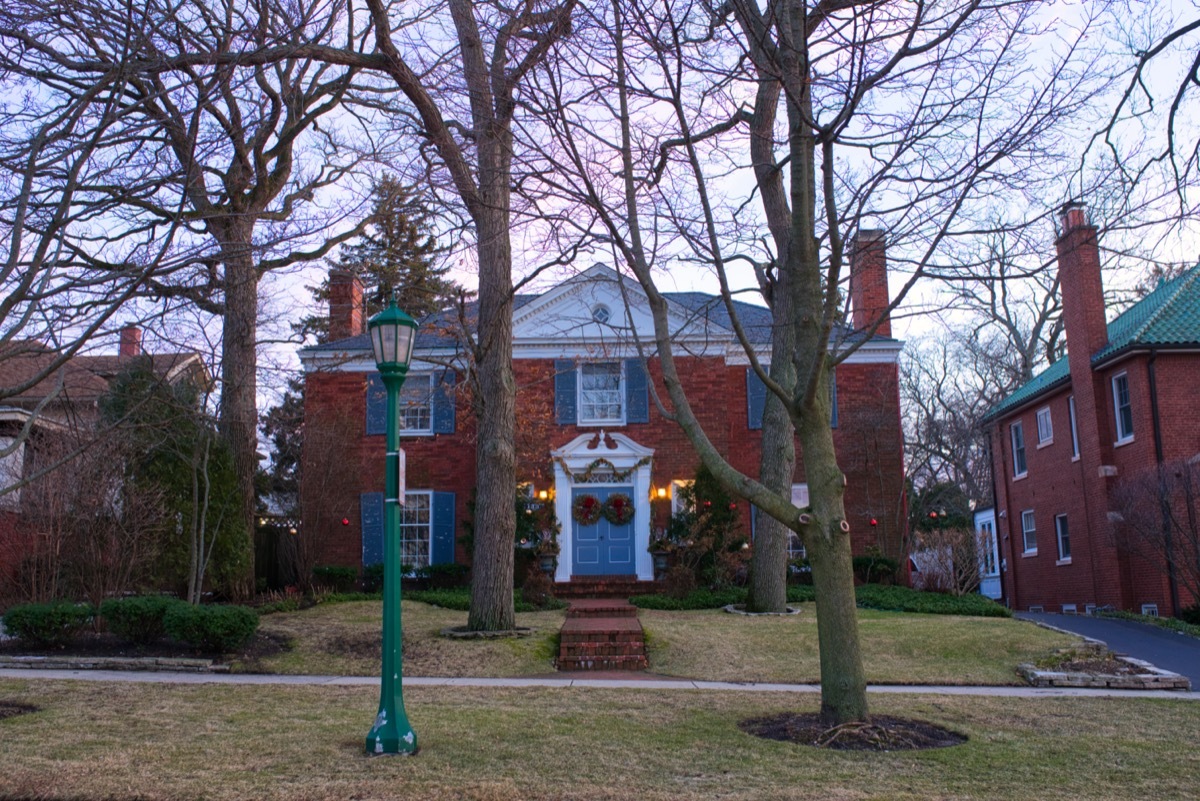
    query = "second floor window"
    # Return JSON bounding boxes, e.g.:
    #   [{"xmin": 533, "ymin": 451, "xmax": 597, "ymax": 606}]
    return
[
  {"xmin": 399, "ymin": 374, "xmax": 433, "ymax": 432},
  {"xmin": 580, "ymin": 362, "xmax": 623, "ymax": 424},
  {"xmin": 1068, "ymin": 396, "xmax": 1080, "ymax": 458},
  {"xmin": 1011, "ymin": 421, "xmax": 1027, "ymax": 477},
  {"xmin": 1036, "ymin": 407, "xmax": 1053, "ymax": 444},
  {"xmin": 1112, "ymin": 372, "xmax": 1133, "ymax": 442}
]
